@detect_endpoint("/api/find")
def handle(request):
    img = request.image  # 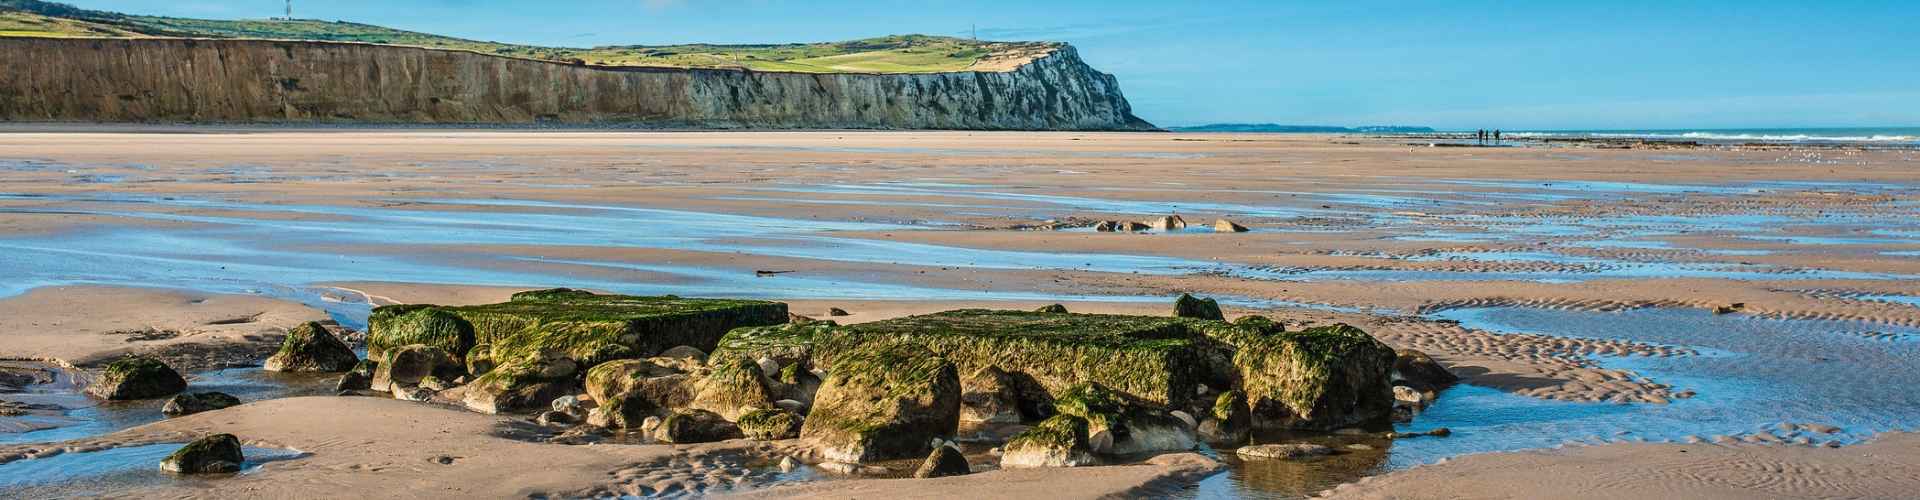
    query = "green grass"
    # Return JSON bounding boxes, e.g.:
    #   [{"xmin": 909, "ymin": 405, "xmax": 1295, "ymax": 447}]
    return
[{"xmin": 0, "ymin": 1, "xmax": 1057, "ymax": 73}]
